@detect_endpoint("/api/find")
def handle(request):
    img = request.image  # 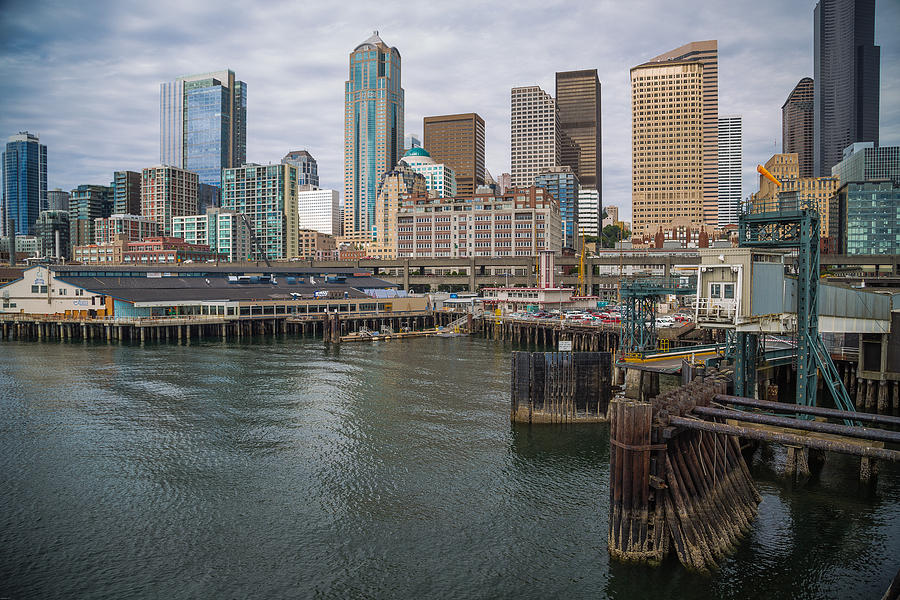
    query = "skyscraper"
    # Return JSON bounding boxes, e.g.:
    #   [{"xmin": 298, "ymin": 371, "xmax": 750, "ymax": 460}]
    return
[
  {"xmin": 510, "ymin": 86, "xmax": 560, "ymax": 189},
  {"xmin": 630, "ymin": 41, "xmax": 718, "ymax": 236},
  {"xmin": 782, "ymin": 77, "xmax": 815, "ymax": 177},
  {"xmin": 717, "ymin": 115, "xmax": 742, "ymax": 227},
  {"xmin": 2, "ymin": 132, "xmax": 47, "ymax": 237},
  {"xmin": 556, "ymin": 70, "xmax": 601, "ymax": 197},
  {"xmin": 282, "ymin": 150, "xmax": 319, "ymax": 187},
  {"xmin": 113, "ymin": 170, "xmax": 142, "ymax": 215},
  {"xmin": 423, "ymin": 113, "xmax": 485, "ymax": 196},
  {"xmin": 160, "ymin": 70, "xmax": 247, "ymax": 188},
  {"xmin": 814, "ymin": 0, "xmax": 880, "ymax": 176},
  {"xmin": 343, "ymin": 32, "xmax": 404, "ymax": 243},
  {"xmin": 222, "ymin": 163, "xmax": 299, "ymax": 260}
]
